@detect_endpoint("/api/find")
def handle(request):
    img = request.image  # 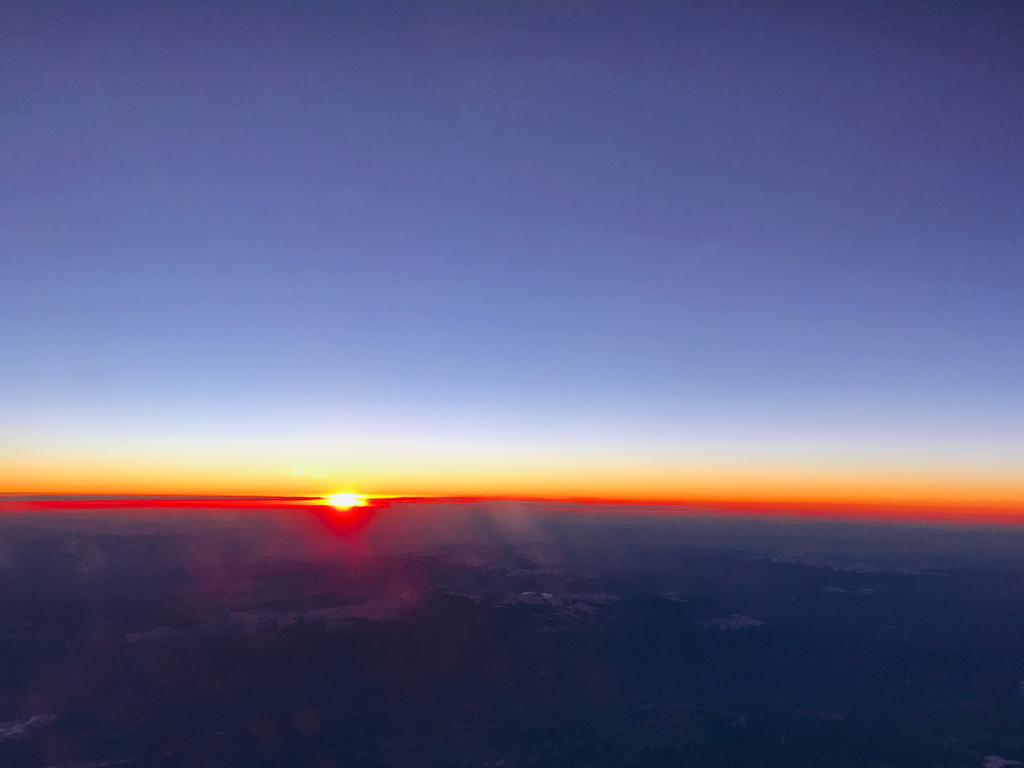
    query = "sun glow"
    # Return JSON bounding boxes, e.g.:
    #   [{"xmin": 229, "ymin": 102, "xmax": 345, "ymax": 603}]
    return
[{"xmin": 324, "ymin": 492, "xmax": 367, "ymax": 510}]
